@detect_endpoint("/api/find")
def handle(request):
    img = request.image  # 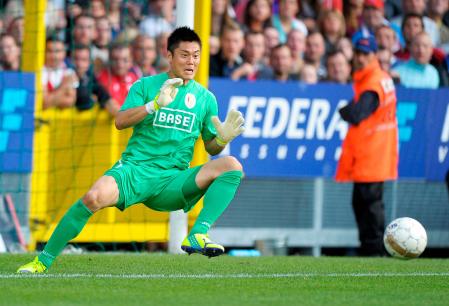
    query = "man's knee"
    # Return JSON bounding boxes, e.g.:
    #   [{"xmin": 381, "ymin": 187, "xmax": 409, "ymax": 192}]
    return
[
  {"xmin": 220, "ymin": 156, "xmax": 243, "ymax": 173},
  {"xmin": 82, "ymin": 190, "xmax": 102, "ymax": 212}
]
